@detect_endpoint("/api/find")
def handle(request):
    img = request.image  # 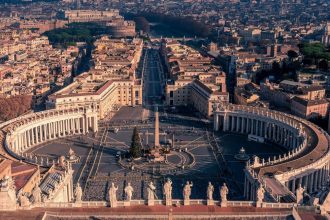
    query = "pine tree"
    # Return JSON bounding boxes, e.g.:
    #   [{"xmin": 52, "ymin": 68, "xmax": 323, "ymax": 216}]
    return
[{"xmin": 130, "ymin": 127, "xmax": 142, "ymax": 158}]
